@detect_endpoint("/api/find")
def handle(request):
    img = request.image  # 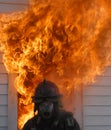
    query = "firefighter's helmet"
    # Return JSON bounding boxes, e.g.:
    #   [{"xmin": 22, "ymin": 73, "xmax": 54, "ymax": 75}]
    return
[{"xmin": 32, "ymin": 79, "xmax": 62, "ymax": 103}]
